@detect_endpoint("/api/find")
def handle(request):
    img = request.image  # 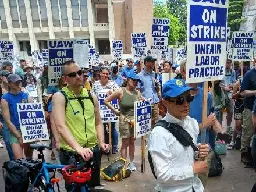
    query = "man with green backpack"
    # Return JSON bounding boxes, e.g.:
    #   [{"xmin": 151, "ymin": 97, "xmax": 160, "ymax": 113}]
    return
[{"xmin": 52, "ymin": 61, "xmax": 110, "ymax": 191}]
